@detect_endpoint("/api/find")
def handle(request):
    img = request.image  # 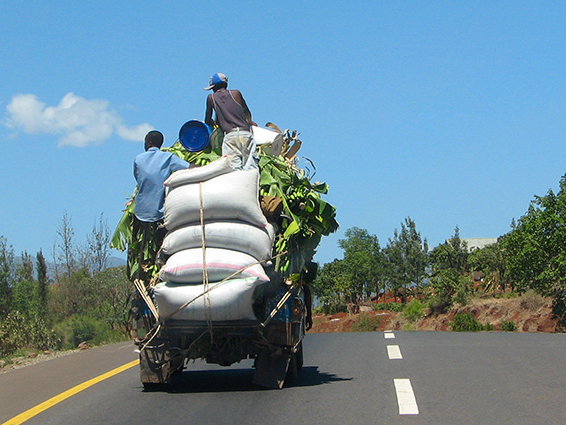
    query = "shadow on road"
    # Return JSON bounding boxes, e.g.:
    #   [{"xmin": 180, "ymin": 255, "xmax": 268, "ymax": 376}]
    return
[{"xmin": 141, "ymin": 366, "xmax": 352, "ymax": 394}]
